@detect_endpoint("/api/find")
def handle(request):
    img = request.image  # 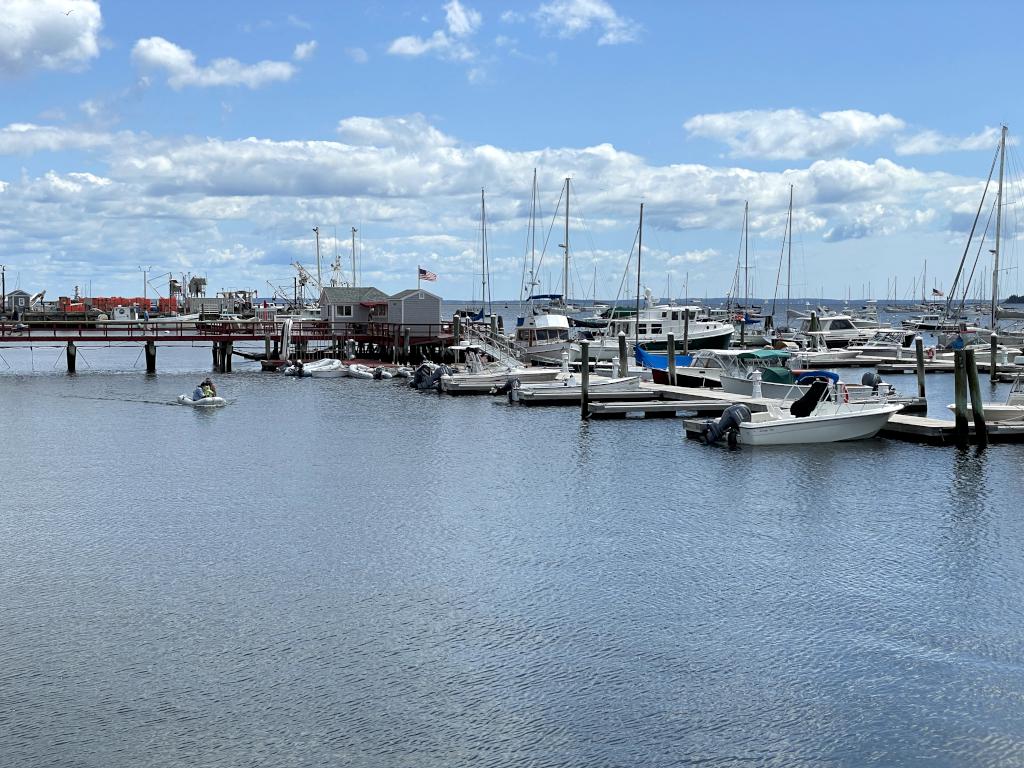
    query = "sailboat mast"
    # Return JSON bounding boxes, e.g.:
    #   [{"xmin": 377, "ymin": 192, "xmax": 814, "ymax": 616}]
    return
[
  {"xmin": 991, "ymin": 124, "xmax": 1007, "ymax": 330},
  {"xmin": 635, "ymin": 202, "xmax": 643, "ymax": 347},
  {"xmin": 313, "ymin": 226, "xmax": 322, "ymax": 288},
  {"xmin": 480, "ymin": 188, "xmax": 487, "ymax": 312},
  {"xmin": 786, "ymin": 185, "xmax": 793, "ymax": 322},
  {"xmin": 351, "ymin": 227, "xmax": 357, "ymax": 288},
  {"xmin": 743, "ymin": 201, "xmax": 749, "ymax": 310},
  {"xmin": 563, "ymin": 177, "xmax": 570, "ymax": 303}
]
